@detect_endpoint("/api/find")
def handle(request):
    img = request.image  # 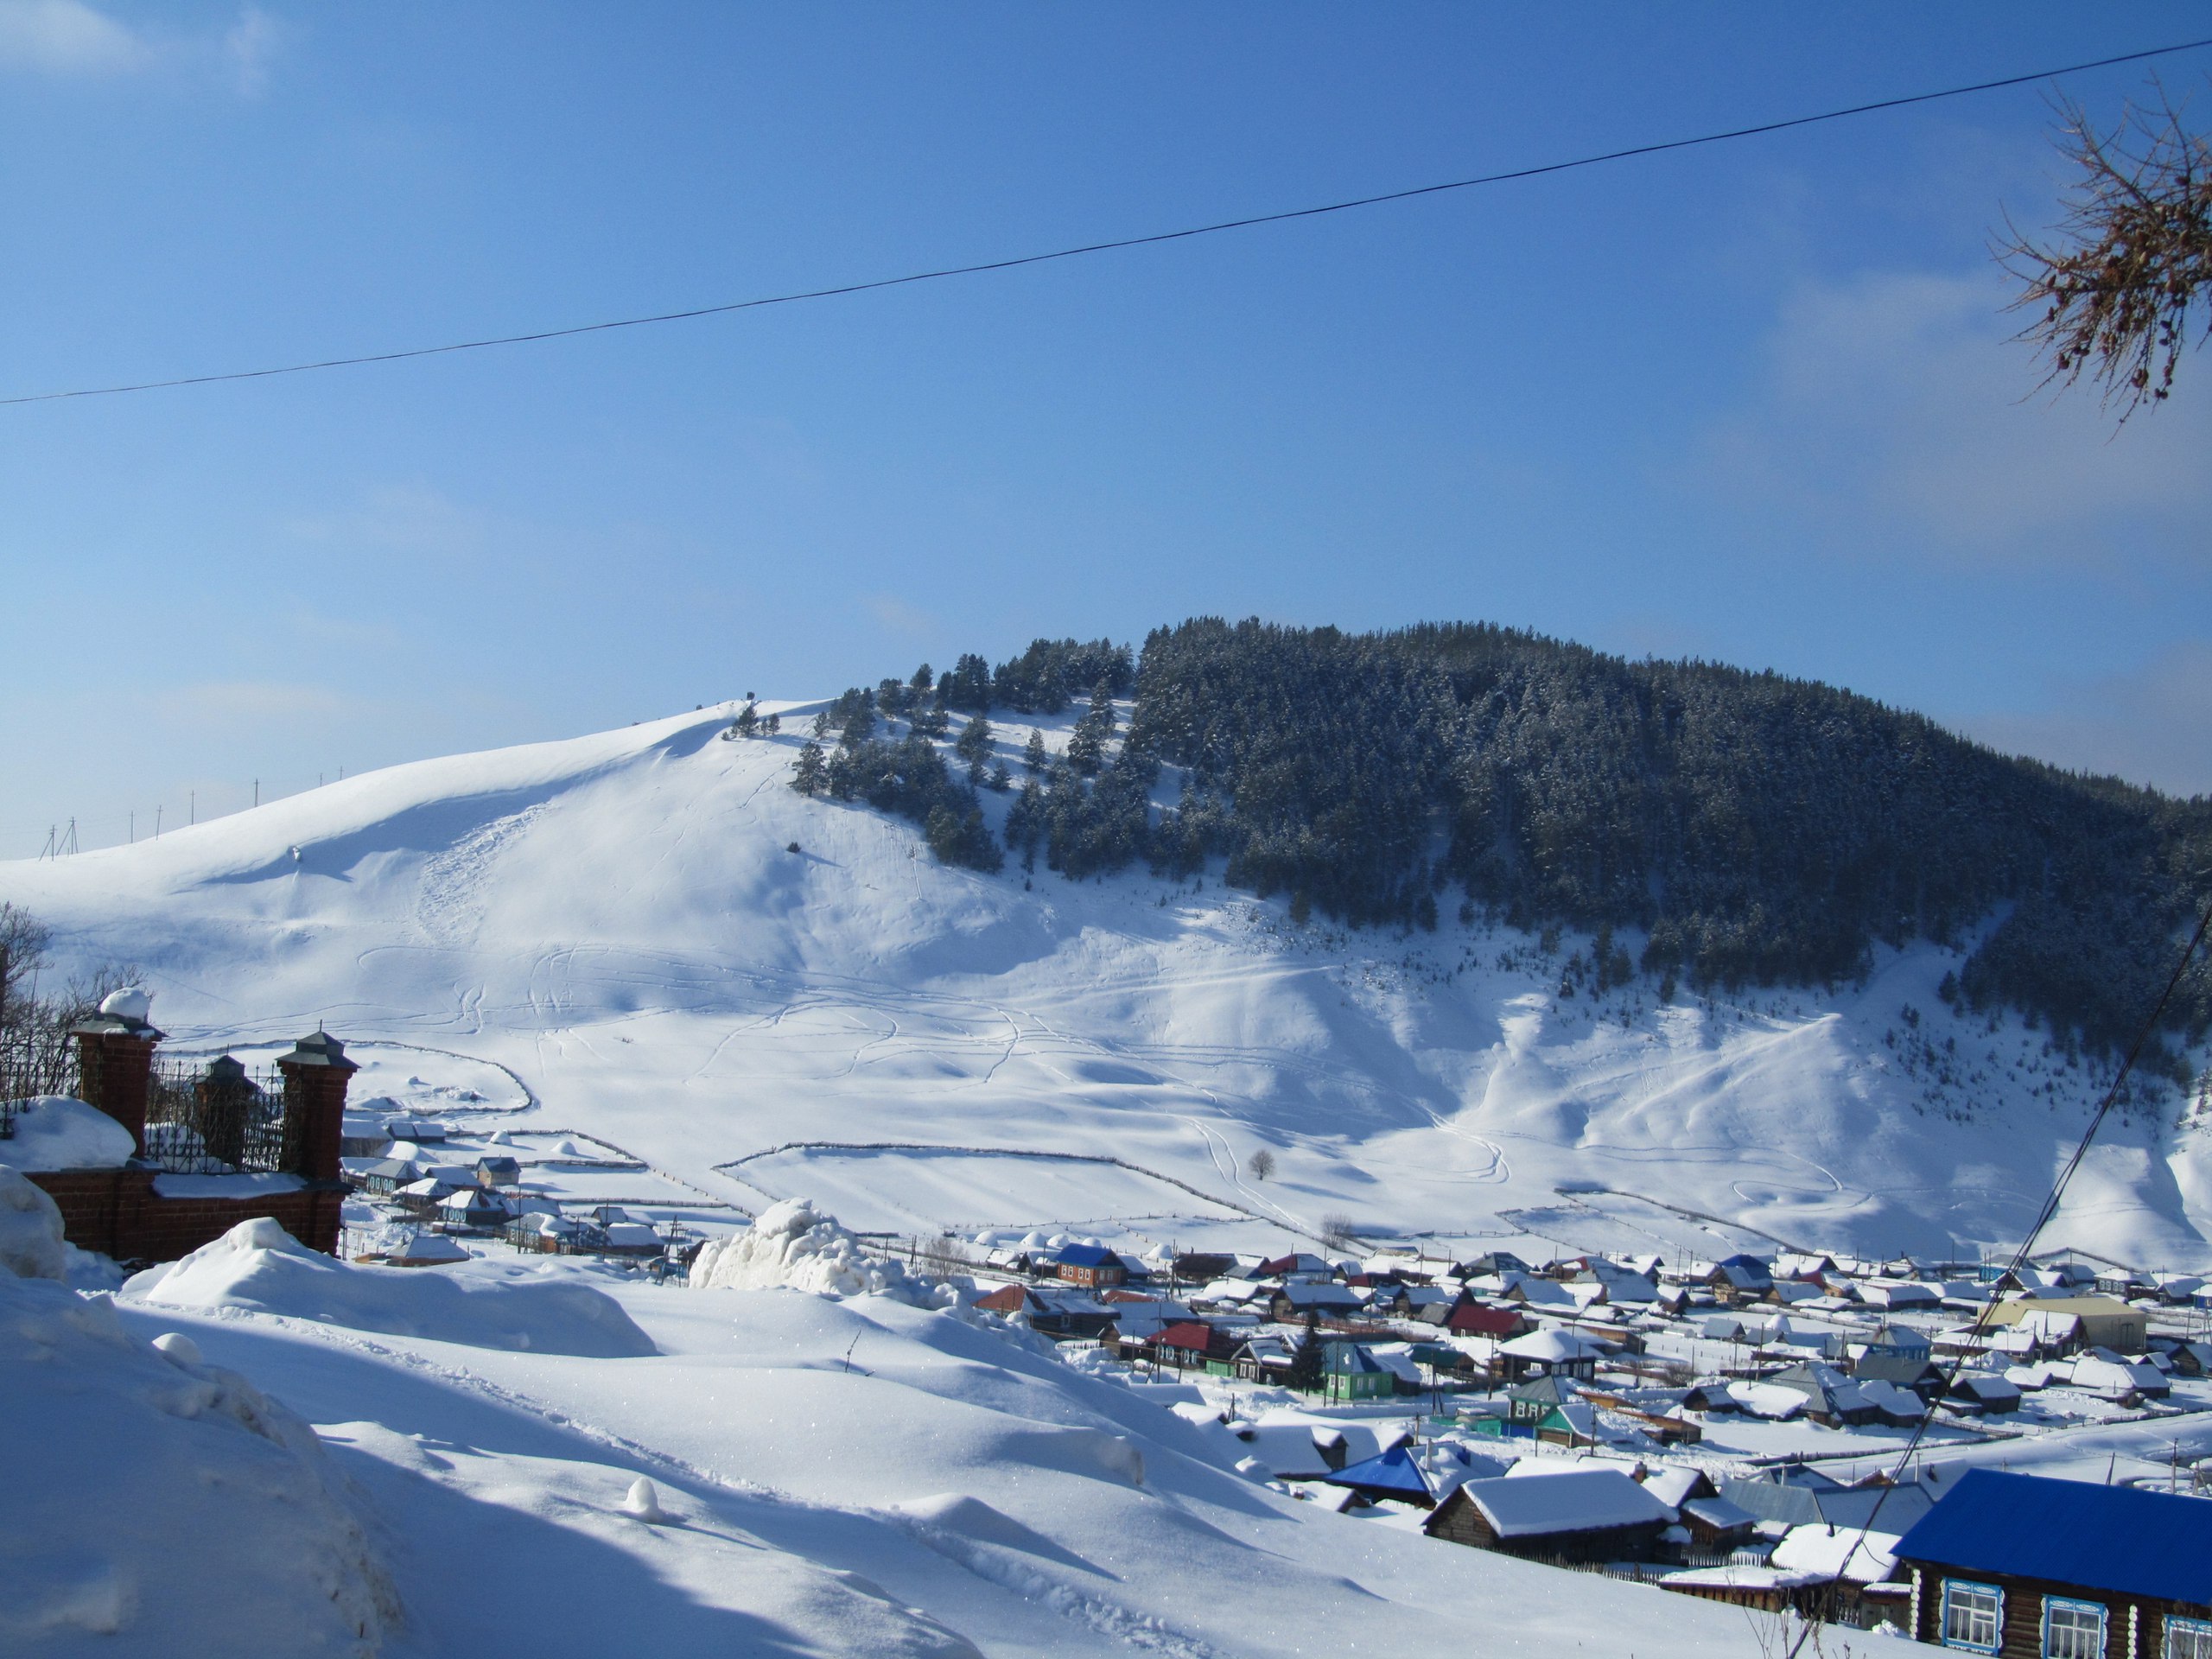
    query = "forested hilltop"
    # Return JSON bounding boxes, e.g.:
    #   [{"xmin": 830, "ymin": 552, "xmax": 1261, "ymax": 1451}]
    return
[{"xmin": 786, "ymin": 619, "xmax": 2212, "ymax": 1081}]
